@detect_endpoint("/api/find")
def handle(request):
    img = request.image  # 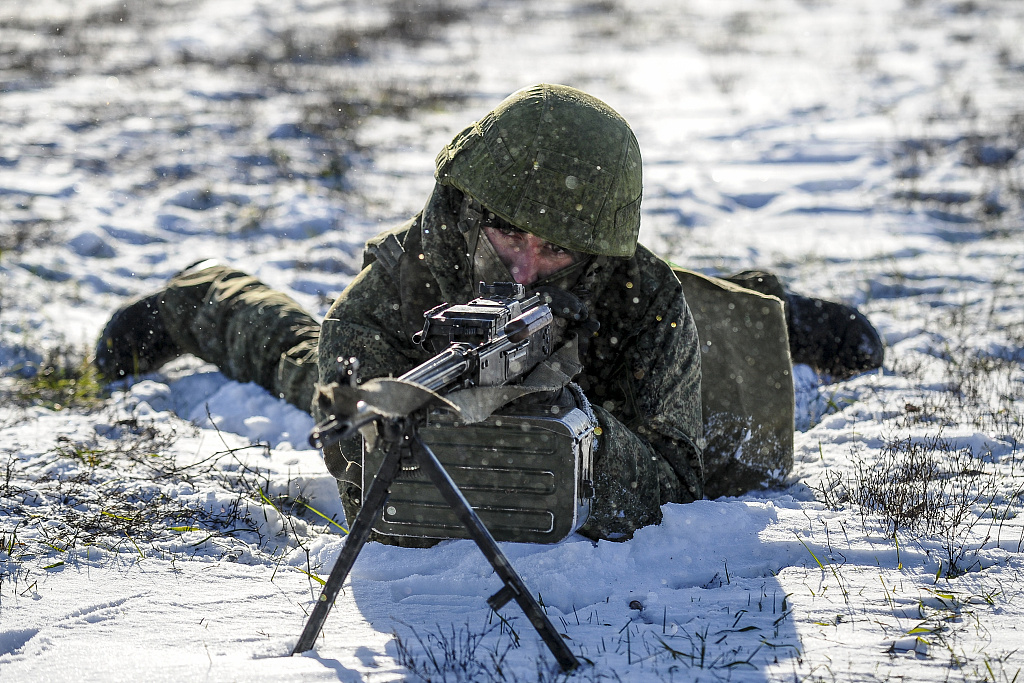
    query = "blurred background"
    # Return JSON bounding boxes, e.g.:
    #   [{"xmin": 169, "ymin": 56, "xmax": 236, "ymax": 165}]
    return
[
  {"xmin": 3, "ymin": 0, "xmax": 1020, "ymax": 314},
  {"xmin": 1, "ymin": 0, "xmax": 1022, "ymax": 418}
]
